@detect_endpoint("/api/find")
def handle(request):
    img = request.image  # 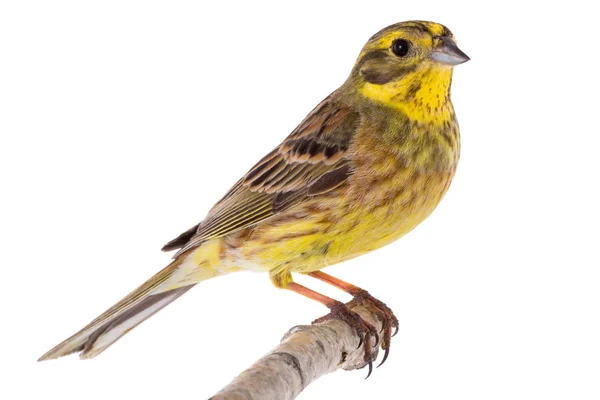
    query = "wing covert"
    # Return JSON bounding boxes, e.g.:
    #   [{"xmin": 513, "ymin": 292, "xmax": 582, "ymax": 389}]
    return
[{"xmin": 163, "ymin": 96, "xmax": 359, "ymax": 256}]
